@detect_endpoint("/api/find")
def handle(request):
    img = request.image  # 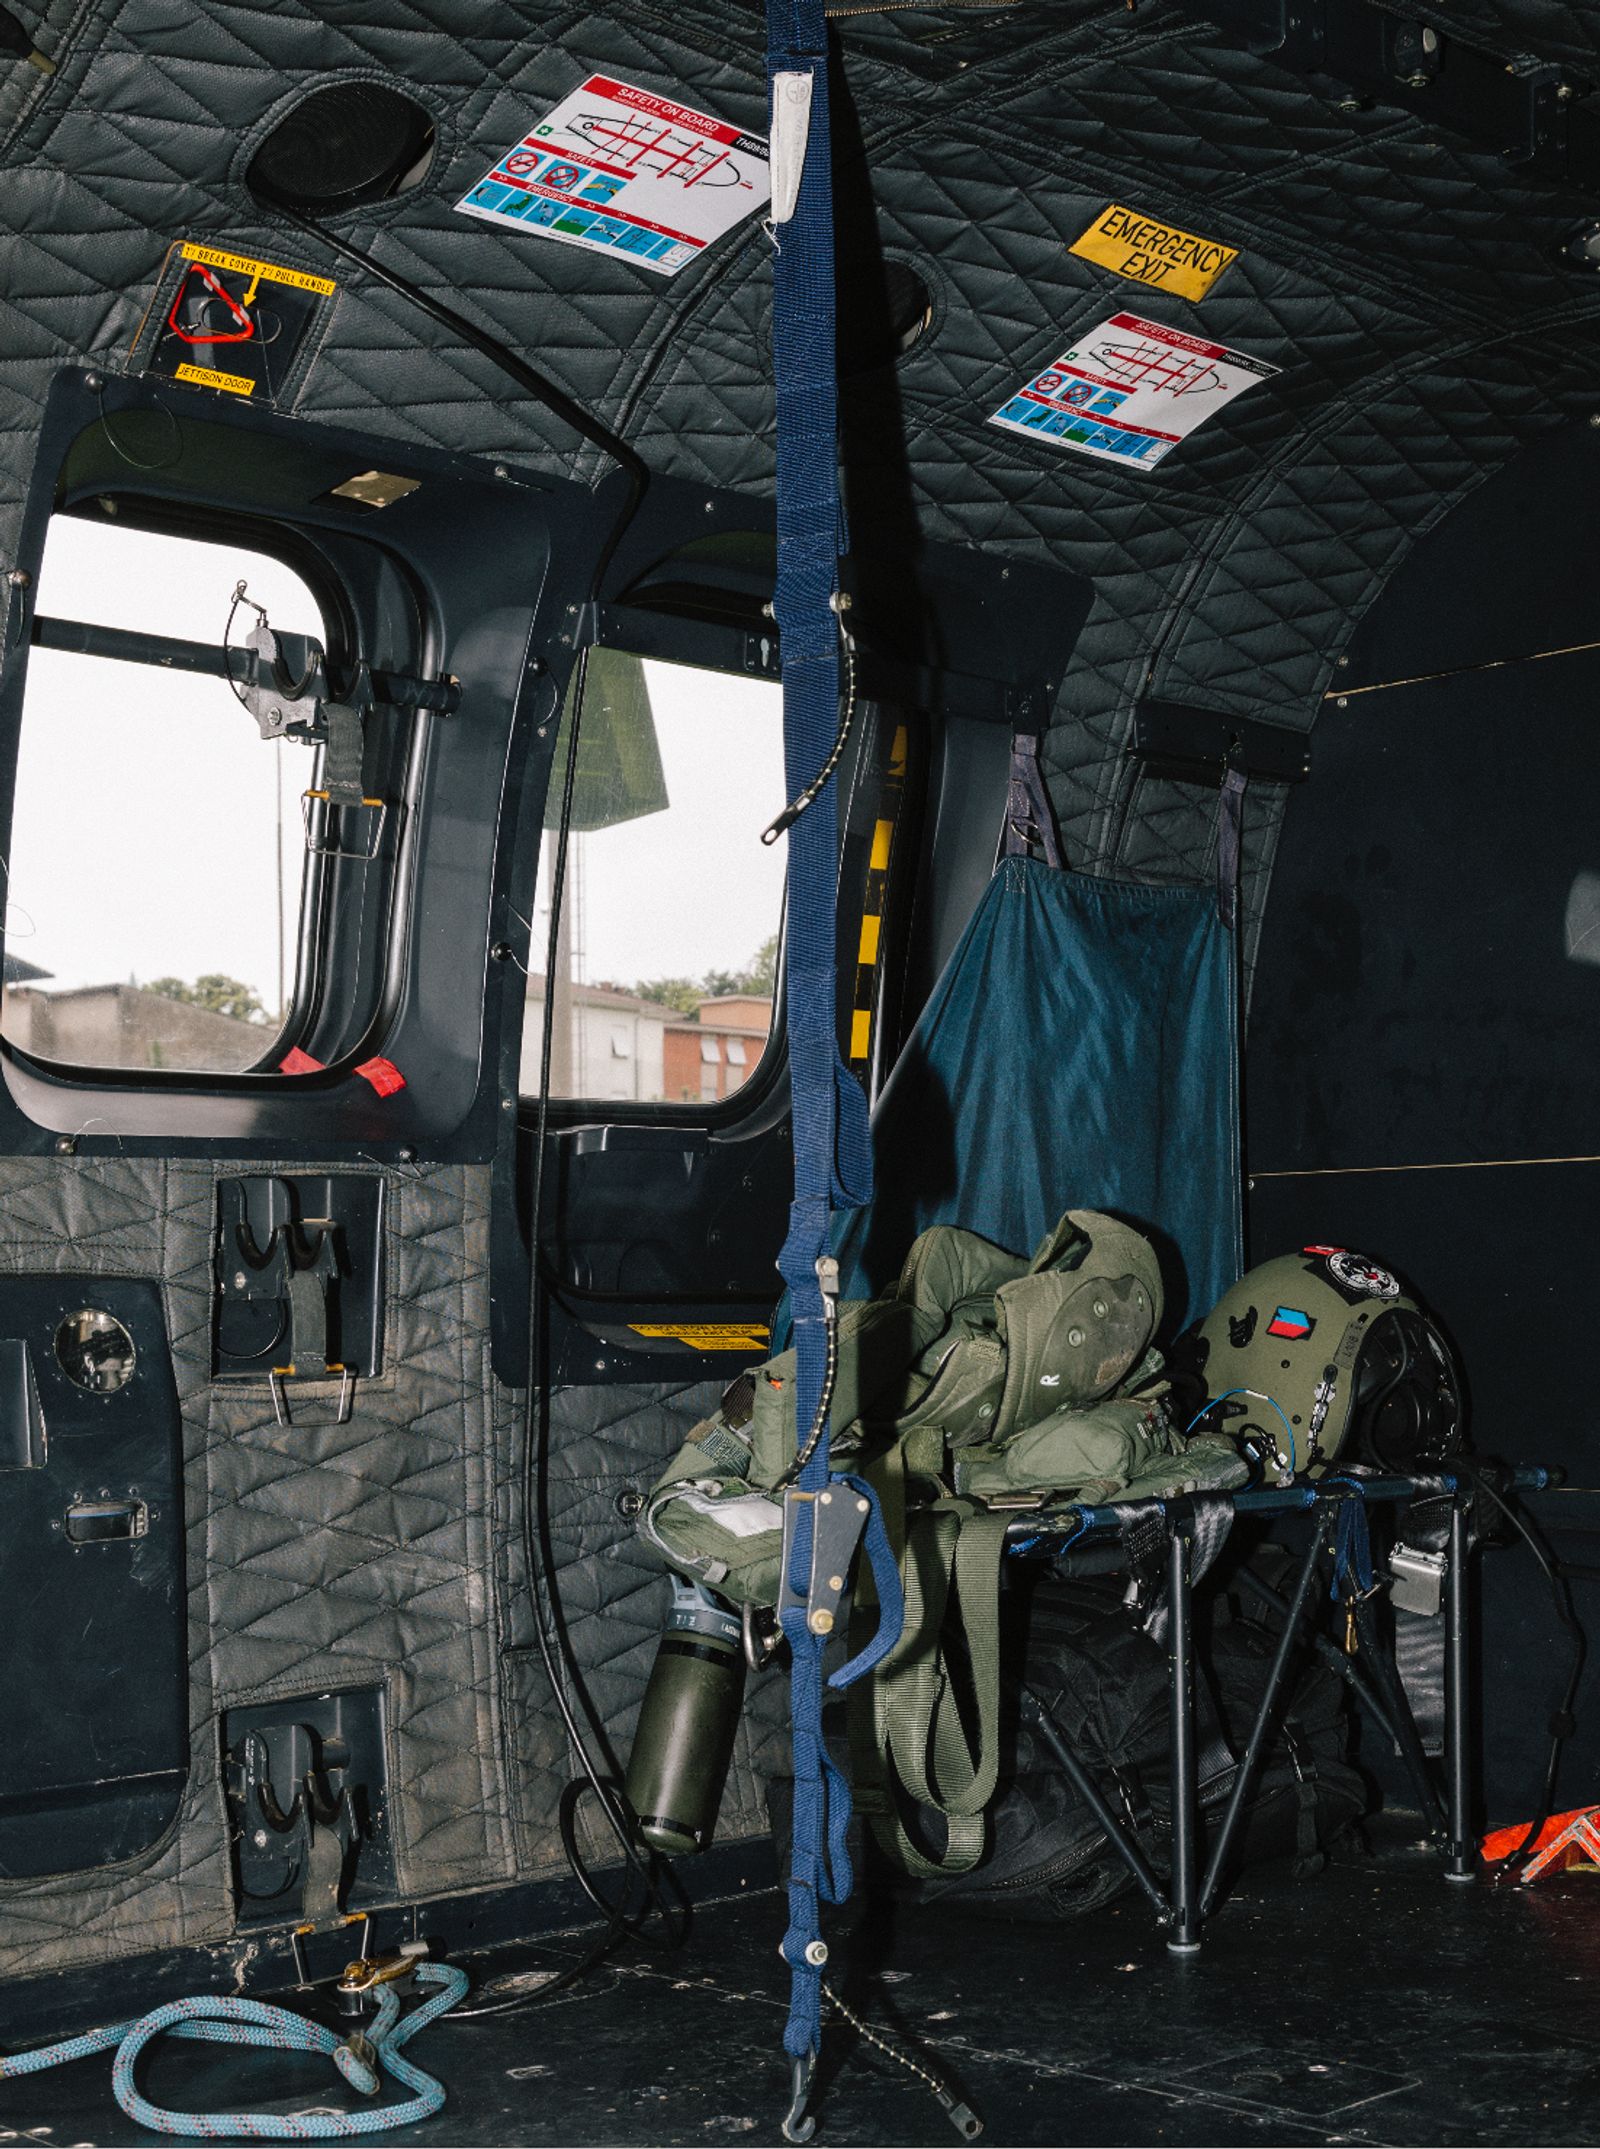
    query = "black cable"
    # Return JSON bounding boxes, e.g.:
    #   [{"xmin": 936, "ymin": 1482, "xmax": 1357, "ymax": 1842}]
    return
[
  {"xmin": 250, "ymin": 183, "xmax": 681, "ymax": 1989},
  {"xmin": 1464, "ymin": 1469, "xmax": 1587, "ymax": 1875},
  {"xmin": 249, "ymin": 191, "xmax": 648, "ymax": 507}
]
